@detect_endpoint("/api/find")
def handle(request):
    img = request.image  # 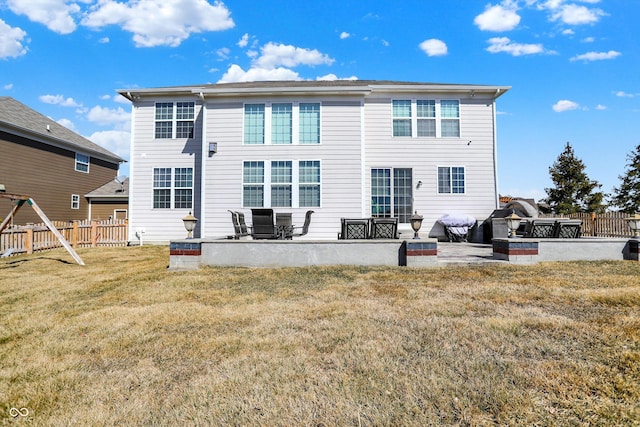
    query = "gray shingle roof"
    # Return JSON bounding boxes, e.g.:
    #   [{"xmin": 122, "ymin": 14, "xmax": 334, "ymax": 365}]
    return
[
  {"xmin": 0, "ymin": 97, "xmax": 125, "ymax": 163},
  {"xmin": 85, "ymin": 177, "xmax": 129, "ymax": 198}
]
